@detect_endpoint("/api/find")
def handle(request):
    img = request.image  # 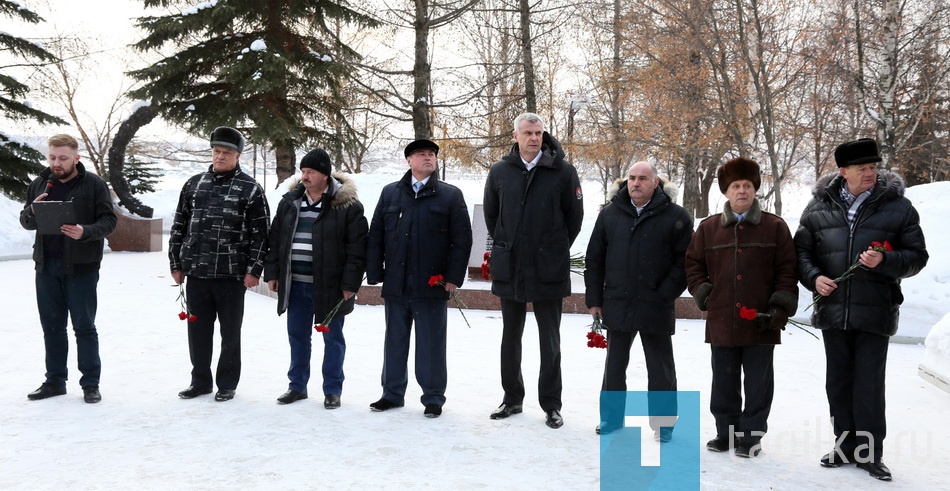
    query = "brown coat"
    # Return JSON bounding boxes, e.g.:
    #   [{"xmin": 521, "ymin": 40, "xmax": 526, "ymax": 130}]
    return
[{"xmin": 685, "ymin": 199, "xmax": 798, "ymax": 346}]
